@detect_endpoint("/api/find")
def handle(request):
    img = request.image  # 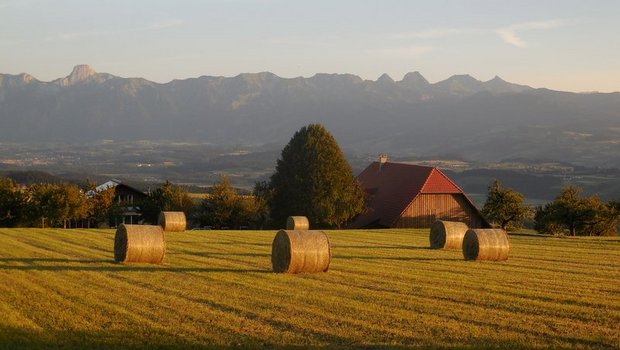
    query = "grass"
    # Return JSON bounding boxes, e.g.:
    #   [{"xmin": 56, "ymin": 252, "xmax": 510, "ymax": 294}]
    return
[{"xmin": 0, "ymin": 228, "xmax": 618, "ymax": 349}]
